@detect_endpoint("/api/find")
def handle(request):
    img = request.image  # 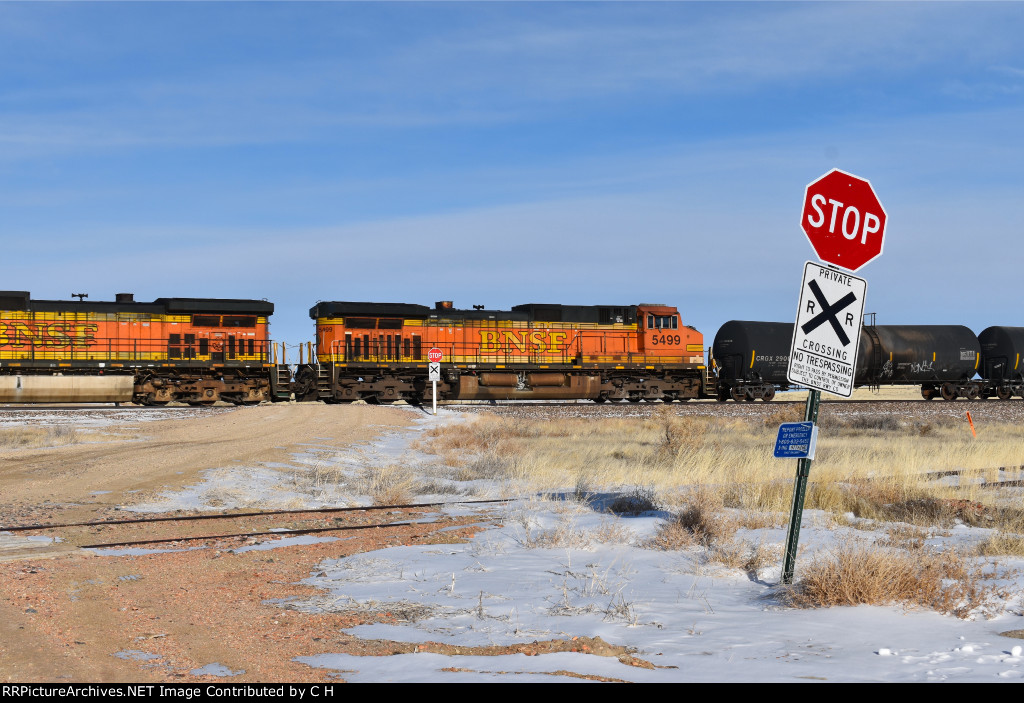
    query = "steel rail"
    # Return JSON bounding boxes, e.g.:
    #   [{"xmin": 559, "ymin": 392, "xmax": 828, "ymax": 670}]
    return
[
  {"xmin": 78, "ymin": 518, "xmax": 451, "ymax": 549},
  {"xmin": 0, "ymin": 498, "xmax": 511, "ymax": 533}
]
